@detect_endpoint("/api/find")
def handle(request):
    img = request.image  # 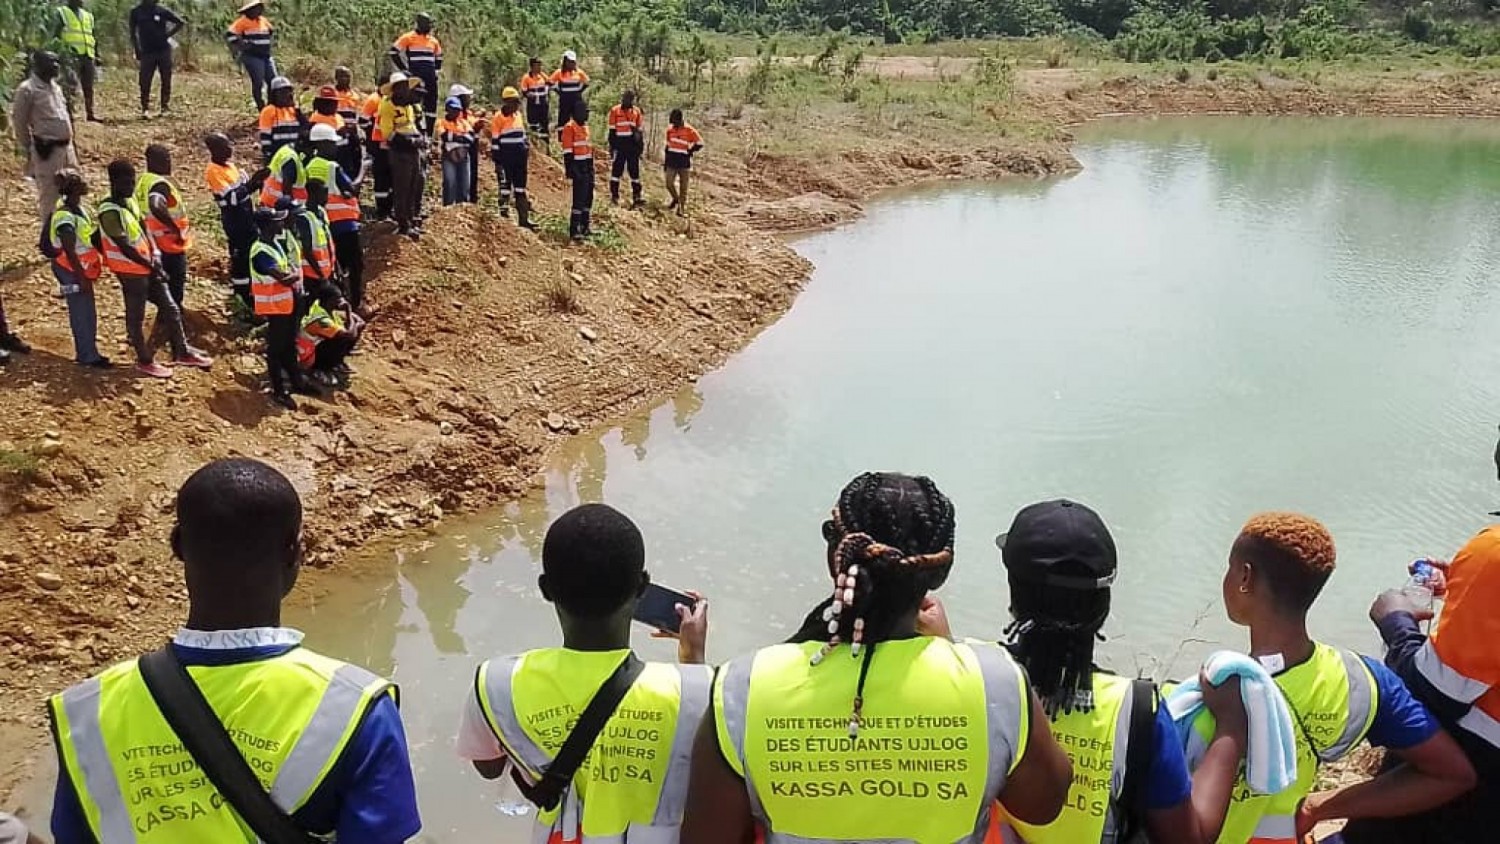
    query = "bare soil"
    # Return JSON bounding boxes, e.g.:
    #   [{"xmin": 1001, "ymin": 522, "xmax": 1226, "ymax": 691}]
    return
[{"xmin": 4, "ymin": 61, "xmax": 1497, "ymax": 813}]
